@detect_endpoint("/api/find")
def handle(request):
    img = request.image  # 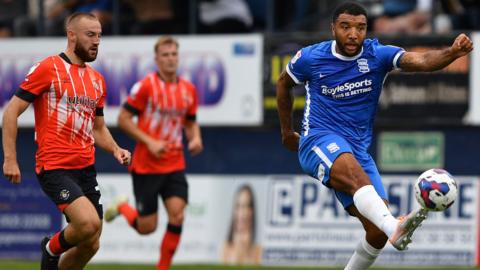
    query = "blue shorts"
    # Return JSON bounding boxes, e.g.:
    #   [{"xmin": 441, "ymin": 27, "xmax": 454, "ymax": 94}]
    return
[{"xmin": 299, "ymin": 133, "xmax": 387, "ymax": 209}]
